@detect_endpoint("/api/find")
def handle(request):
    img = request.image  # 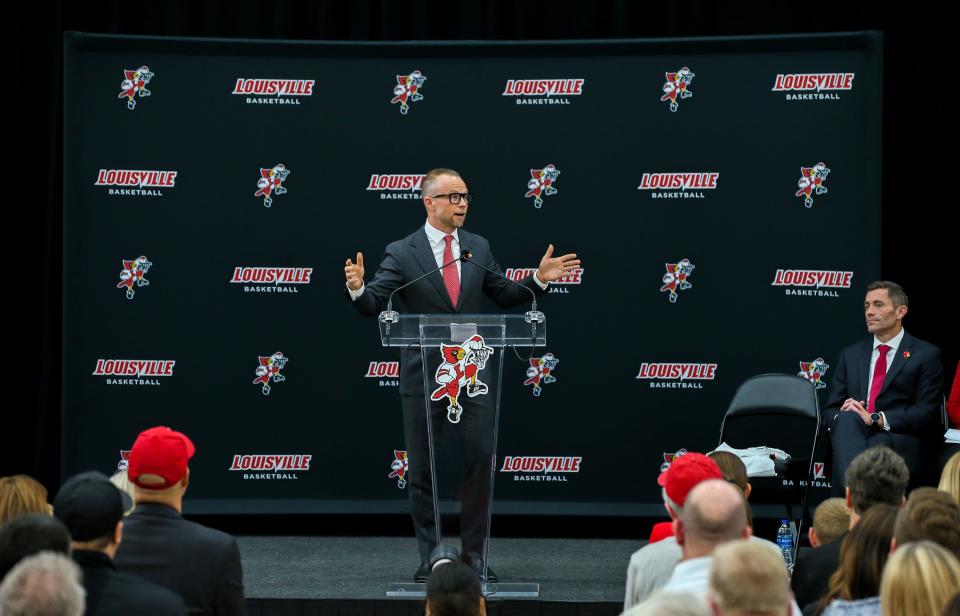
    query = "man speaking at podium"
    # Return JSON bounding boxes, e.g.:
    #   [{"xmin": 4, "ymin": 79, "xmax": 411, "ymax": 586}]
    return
[{"xmin": 344, "ymin": 168, "xmax": 578, "ymax": 582}]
